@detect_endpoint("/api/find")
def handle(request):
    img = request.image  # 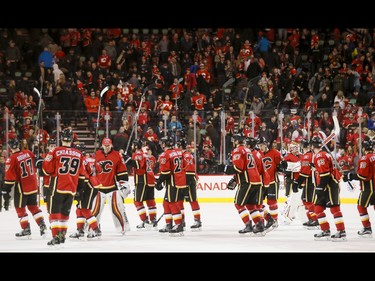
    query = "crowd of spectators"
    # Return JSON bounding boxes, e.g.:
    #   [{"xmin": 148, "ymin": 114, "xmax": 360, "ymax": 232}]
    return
[{"xmin": 1, "ymin": 28, "xmax": 375, "ymax": 174}]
